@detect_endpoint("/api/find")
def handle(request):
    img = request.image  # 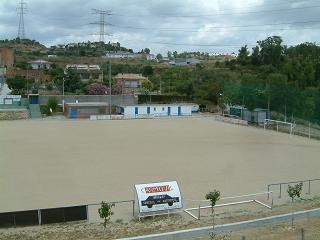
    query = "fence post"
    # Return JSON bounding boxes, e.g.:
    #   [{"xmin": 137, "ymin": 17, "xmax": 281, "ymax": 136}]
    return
[
  {"xmin": 38, "ymin": 209, "xmax": 42, "ymax": 225},
  {"xmin": 301, "ymin": 228, "xmax": 305, "ymax": 240},
  {"xmin": 132, "ymin": 200, "xmax": 135, "ymax": 217},
  {"xmin": 267, "ymin": 185, "xmax": 270, "ymax": 200},
  {"xmin": 279, "ymin": 184, "xmax": 282, "ymax": 198},
  {"xmin": 13, "ymin": 214, "xmax": 16, "ymax": 227},
  {"xmin": 86, "ymin": 205, "xmax": 89, "ymax": 222},
  {"xmin": 308, "ymin": 180, "xmax": 311, "ymax": 195},
  {"xmin": 198, "ymin": 205, "xmax": 201, "ymax": 220}
]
